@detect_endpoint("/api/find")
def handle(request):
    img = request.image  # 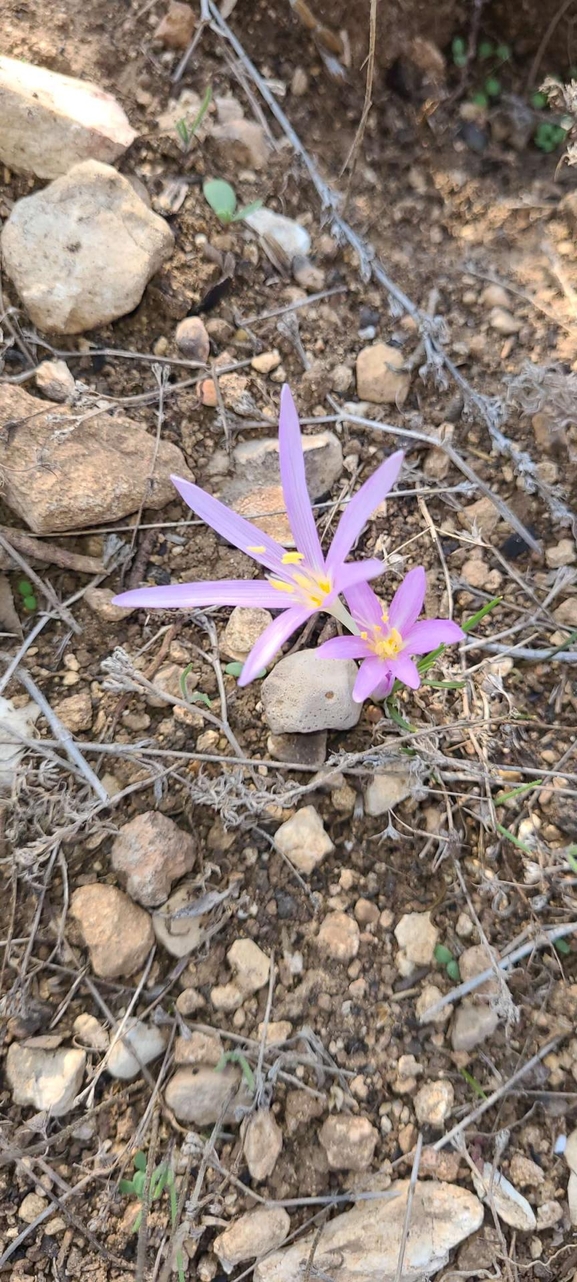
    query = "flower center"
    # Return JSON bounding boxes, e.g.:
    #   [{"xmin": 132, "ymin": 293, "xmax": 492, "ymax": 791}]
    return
[
  {"xmin": 364, "ymin": 624, "xmax": 404, "ymax": 660},
  {"xmin": 268, "ymin": 553, "xmax": 333, "ymax": 609}
]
